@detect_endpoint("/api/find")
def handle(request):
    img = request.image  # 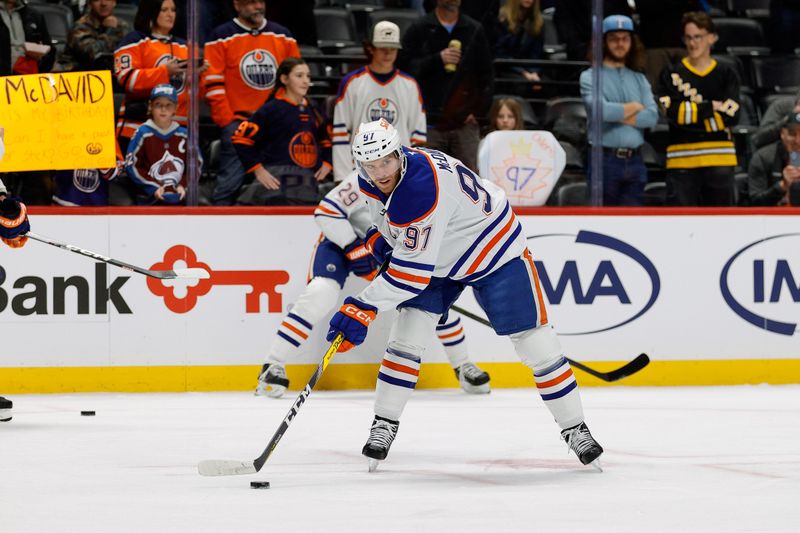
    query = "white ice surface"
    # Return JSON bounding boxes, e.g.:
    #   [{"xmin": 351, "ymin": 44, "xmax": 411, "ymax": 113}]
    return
[{"xmin": 1, "ymin": 386, "xmax": 797, "ymax": 533}]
